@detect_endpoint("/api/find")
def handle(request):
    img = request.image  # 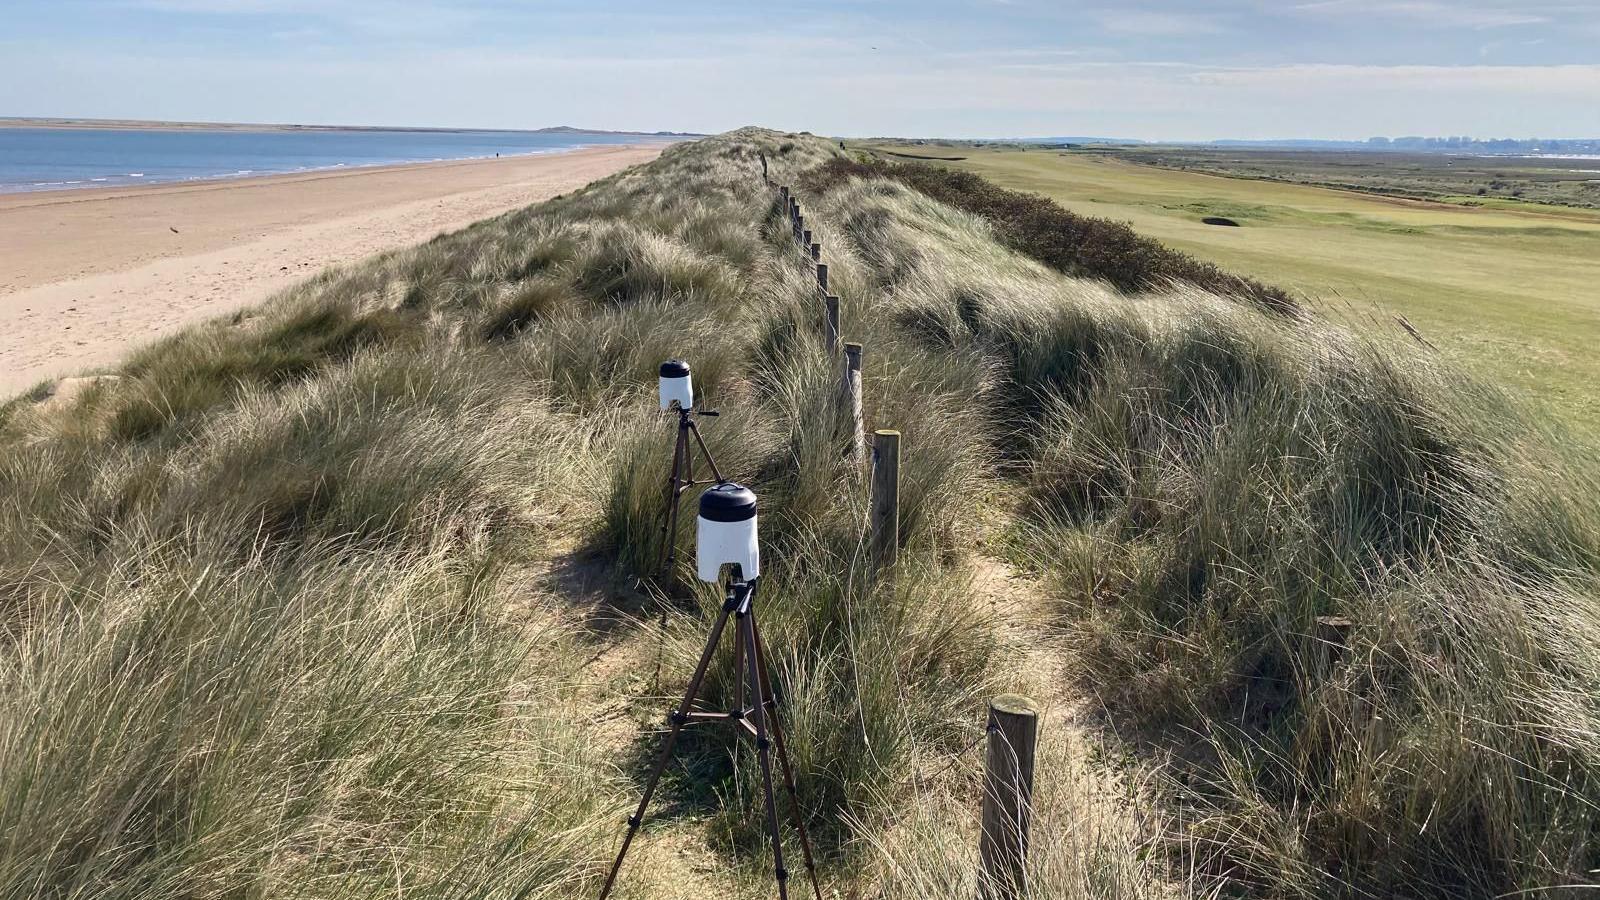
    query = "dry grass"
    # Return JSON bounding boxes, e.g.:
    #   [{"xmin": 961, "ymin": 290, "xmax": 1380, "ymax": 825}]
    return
[{"xmin": 0, "ymin": 127, "xmax": 1595, "ymax": 899}]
